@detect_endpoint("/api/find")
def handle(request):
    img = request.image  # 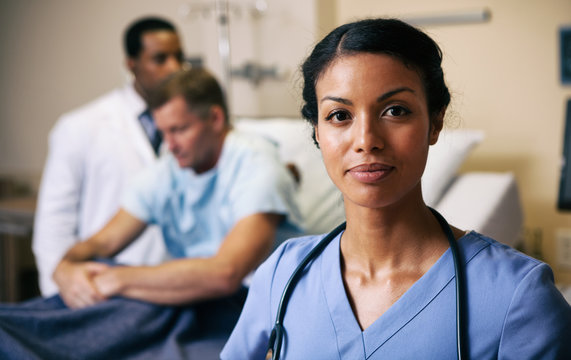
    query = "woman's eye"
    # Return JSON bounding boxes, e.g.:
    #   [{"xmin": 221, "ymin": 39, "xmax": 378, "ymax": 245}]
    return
[
  {"xmin": 326, "ymin": 111, "xmax": 350, "ymax": 122},
  {"xmin": 385, "ymin": 106, "xmax": 410, "ymax": 117}
]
